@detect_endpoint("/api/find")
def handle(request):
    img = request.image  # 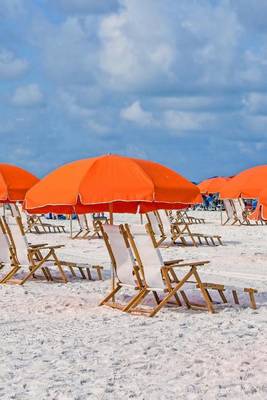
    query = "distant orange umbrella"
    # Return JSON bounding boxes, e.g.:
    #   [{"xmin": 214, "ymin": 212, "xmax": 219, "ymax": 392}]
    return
[
  {"xmin": 0, "ymin": 163, "xmax": 38, "ymax": 203},
  {"xmin": 25, "ymin": 154, "xmax": 200, "ymax": 214},
  {"xmin": 249, "ymin": 187, "xmax": 267, "ymax": 221},
  {"xmin": 220, "ymin": 165, "xmax": 267, "ymax": 199},
  {"xmin": 198, "ymin": 176, "xmax": 230, "ymax": 194}
]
